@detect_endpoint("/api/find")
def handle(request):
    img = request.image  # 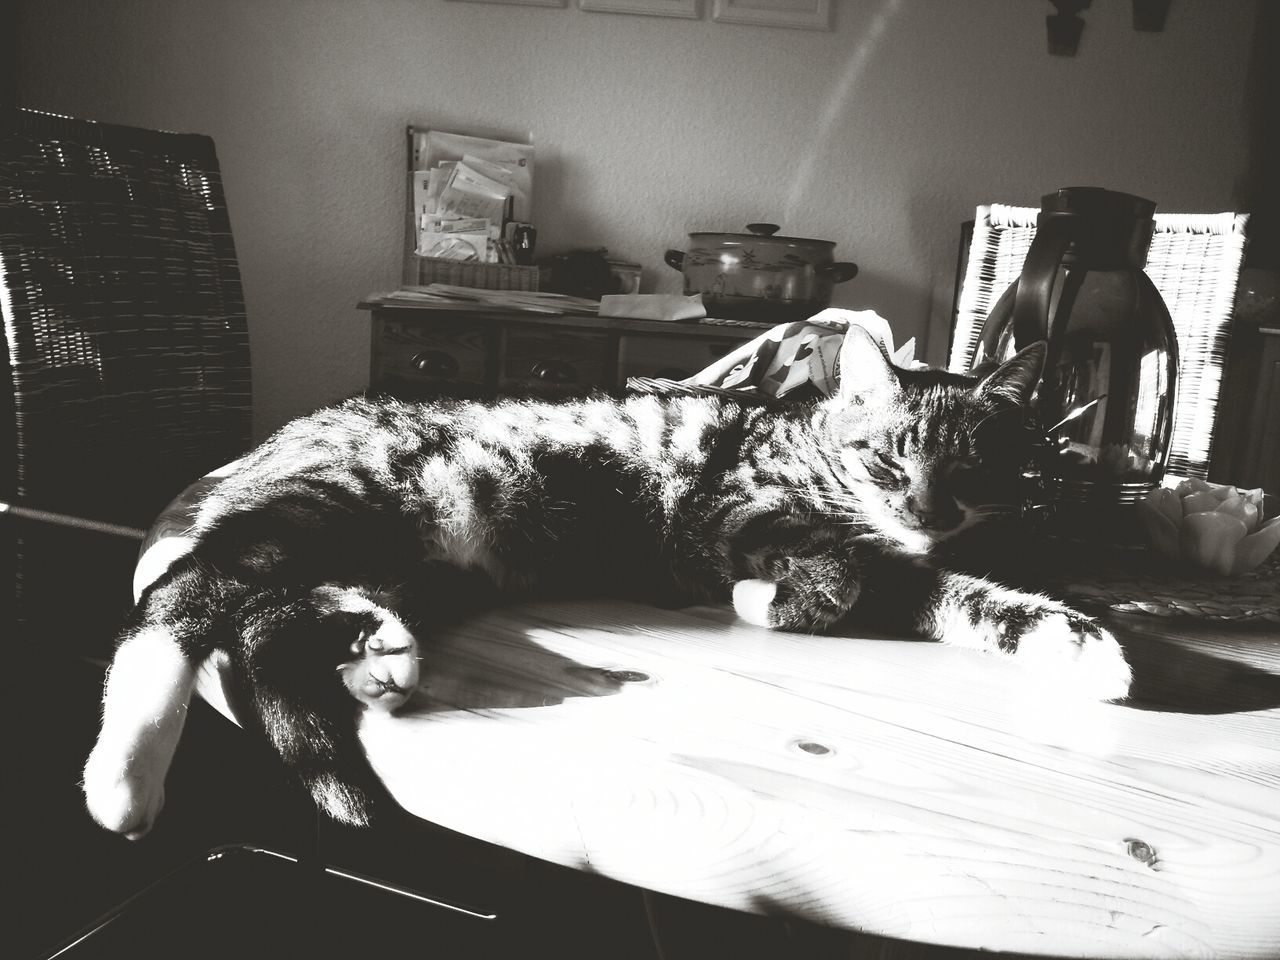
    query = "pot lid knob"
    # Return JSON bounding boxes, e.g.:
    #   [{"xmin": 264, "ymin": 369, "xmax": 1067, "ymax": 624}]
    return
[{"xmin": 746, "ymin": 222, "xmax": 780, "ymax": 236}]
